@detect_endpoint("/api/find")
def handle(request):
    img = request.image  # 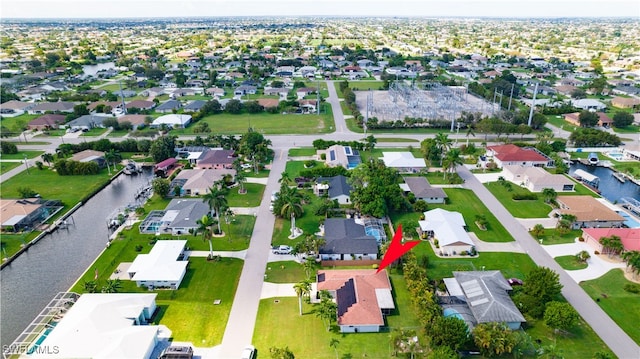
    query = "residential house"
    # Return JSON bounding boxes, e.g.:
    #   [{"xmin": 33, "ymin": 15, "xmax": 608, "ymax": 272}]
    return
[
  {"xmin": 319, "ymin": 218, "xmax": 379, "ymax": 261},
  {"xmin": 257, "ymin": 98, "xmax": 279, "ymax": 110},
  {"xmin": 486, "ymin": 144, "xmax": 553, "ymax": 168},
  {"xmin": 127, "ymin": 240, "xmax": 188, "ymax": 289},
  {"xmin": 27, "ymin": 114, "xmax": 66, "ymax": 130},
  {"xmin": 611, "ymin": 96, "xmax": 640, "ymax": 109},
  {"xmin": 319, "ymin": 144, "xmax": 361, "ymax": 169},
  {"xmin": 0, "ymin": 198, "xmax": 47, "ymax": 232},
  {"xmin": 154, "ymin": 158, "xmax": 178, "ymax": 177},
  {"xmin": 32, "ymin": 293, "xmax": 161, "ymax": 359},
  {"xmin": 196, "ymin": 149, "xmax": 236, "ymax": 169},
  {"xmin": 183, "ymin": 100, "xmax": 207, "ymax": 113},
  {"xmin": 298, "ymin": 99, "xmax": 317, "ymax": 113},
  {"xmin": 29, "ymin": 101, "xmax": 75, "ymax": 114},
  {"xmin": 564, "ymin": 112, "xmax": 613, "ymax": 128},
  {"xmin": 399, "ymin": 177, "xmax": 447, "ymax": 204},
  {"xmin": 67, "ymin": 114, "xmax": 110, "ymax": 130},
  {"xmin": 117, "ymin": 114, "xmax": 147, "ymax": 129},
  {"xmin": 571, "ymin": 98, "xmax": 607, "ymax": 111},
  {"xmin": 205, "ymin": 87, "xmax": 225, "ymax": 98},
  {"xmin": 380, "ymin": 152, "xmax": 427, "ymax": 173},
  {"xmin": 0, "ymin": 100, "xmax": 34, "ymax": 116},
  {"xmin": 502, "ymin": 165, "xmax": 575, "ymax": 192},
  {"xmin": 171, "ymin": 168, "xmax": 236, "ymax": 196},
  {"xmin": 582, "ymin": 228, "xmax": 640, "ymax": 253},
  {"xmin": 126, "ymin": 100, "xmax": 156, "ymax": 111},
  {"xmin": 419, "ymin": 208, "xmax": 474, "ymax": 256},
  {"xmin": 70, "ymin": 149, "xmax": 106, "ymax": 168},
  {"xmin": 556, "ymin": 196, "xmax": 625, "ymax": 229},
  {"xmin": 151, "ymin": 114, "xmax": 191, "ymax": 128},
  {"xmin": 139, "ymin": 198, "xmax": 210, "ymax": 235},
  {"xmin": 441, "ymin": 271, "xmax": 526, "ymax": 330},
  {"xmin": 315, "ymin": 176, "xmax": 352, "ymax": 205},
  {"xmin": 296, "ymin": 87, "xmax": 316, "ymax": 99},
  {"xmin": 316, "ymin": 269, "xmax": 394, "ymax": 333},
  {"xmin": 263, "ymin": 88, "xmax": 289, "ymax": 98},
  {"xmin": 87, "ymin": 101, "xmax": 123, "ymax": 113},
  {"xmin": 555, "ymin": 84, "xmax": 578, "ymax": 96},
  {"xmin": 155, "ymin": 100, "xmax": 182, "ymax": 113},
  {"xmin": 234, "ymin": 85, "xmax": 257, "ymax": 97}
]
